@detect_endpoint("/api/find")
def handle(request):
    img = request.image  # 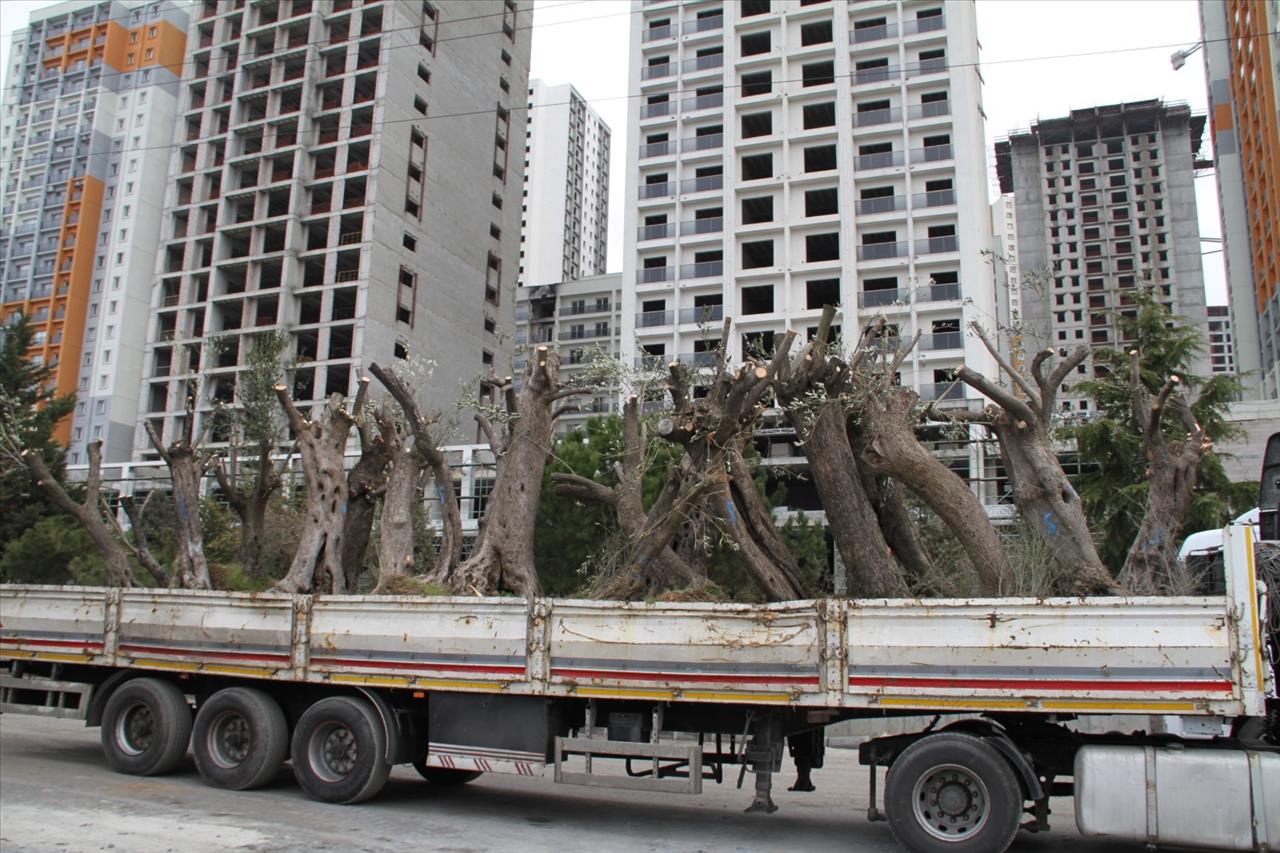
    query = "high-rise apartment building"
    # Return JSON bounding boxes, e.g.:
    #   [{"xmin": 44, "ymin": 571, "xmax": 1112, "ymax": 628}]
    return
[
  {"xmin": 1207, "ymin": 304, "xmax": 1237, "ymax": 375},
  {"xmin": 518, "ymin": 80, "xmax": 610, "ymax": 288},
  {"xmin": 994, "ymin": 100, "xmax": 1211, "ymax": 414},
  {"xmin": 1200, "ymin": 0, "xmax": 1280, "ymax": 398},
  {"xmin": 0, "ymin": 0, "xmax": 188, "ymax": 463},
  {"xmin": 990, "ymin": 193, "xmax": 1024, "ymax": 372},
  {"xmin": 134, "ymin": 0, "xmax": 530, "ymax": 459},
  {"xmin": 620, "ymin": 0, "xmax": 998, "ymax": 402}
]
